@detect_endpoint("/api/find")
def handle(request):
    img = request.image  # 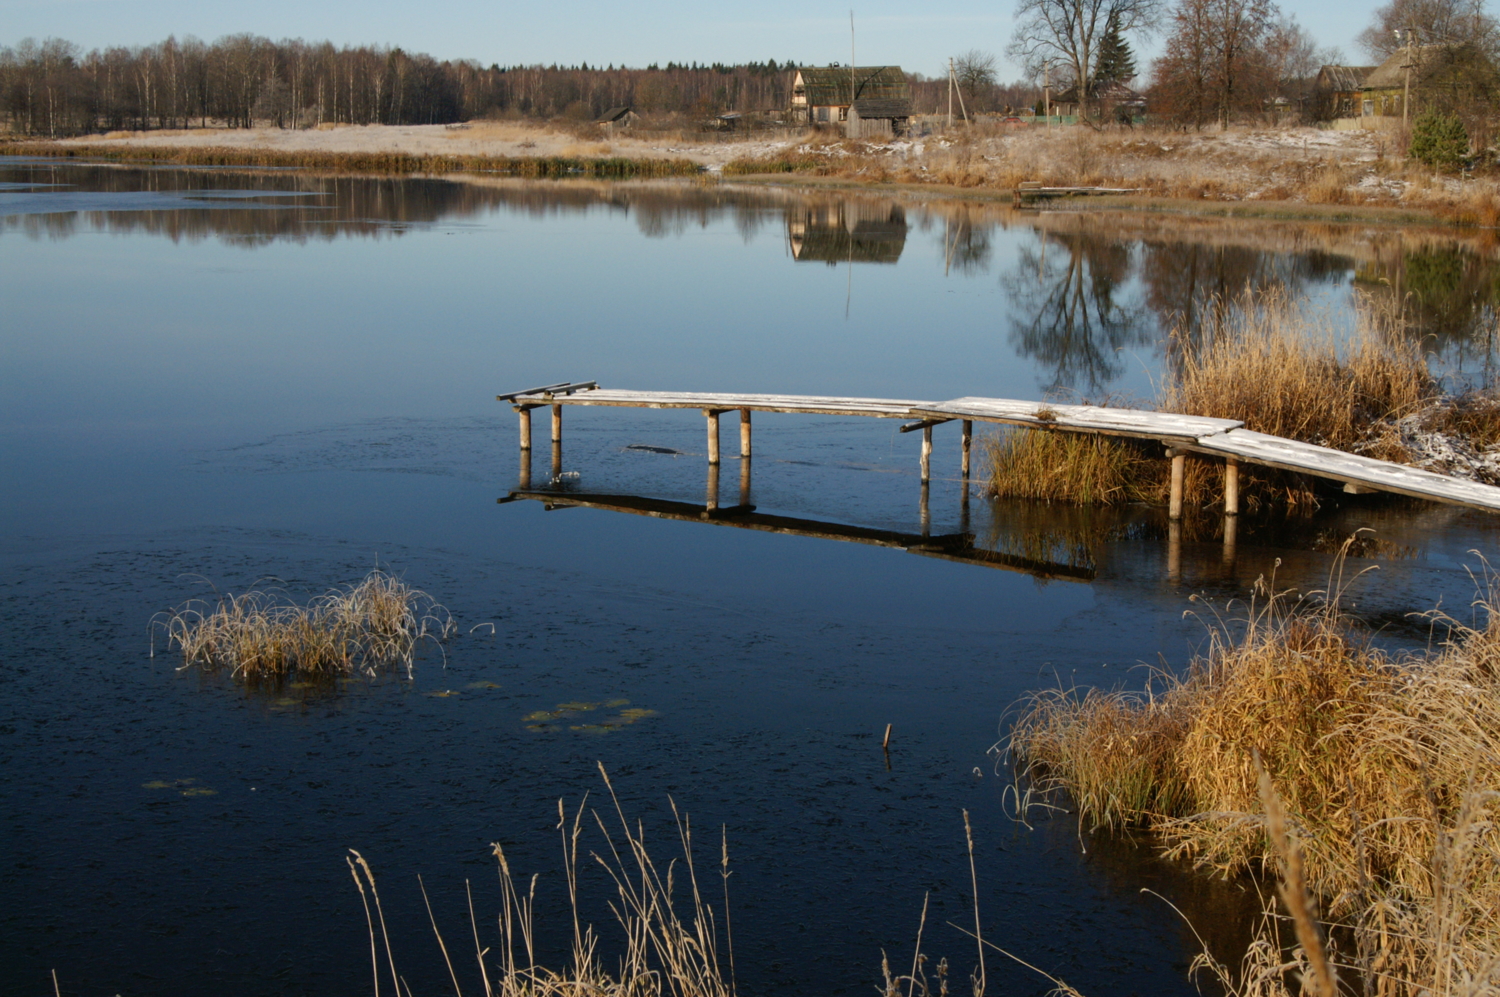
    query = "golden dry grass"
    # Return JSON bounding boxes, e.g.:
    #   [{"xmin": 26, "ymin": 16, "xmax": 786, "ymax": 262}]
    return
[
  {"xmin": 350, "ymin": 763, "xmax": 735, "ymax": 997},
  {"xmin": 1008, "ymin": 564, "xmax": 1500, "ymax": 995},
  {"xmin": 987, "ymin": 289, "xmax": 1438, "ymax": 514},
  {"xmin": 157, "ymin": 569, "xmax": 453, "ymax": 680}
]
